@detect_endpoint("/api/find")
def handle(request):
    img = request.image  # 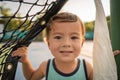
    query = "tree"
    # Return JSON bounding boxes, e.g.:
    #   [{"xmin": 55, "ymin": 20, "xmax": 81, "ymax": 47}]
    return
[
  {"xmin": 0, "ymin": 3, "xmax": 11, "ymax": 16},
  {"xmin": 85, "ymin": 21, "xmax": 94, "ymax": 32}
]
